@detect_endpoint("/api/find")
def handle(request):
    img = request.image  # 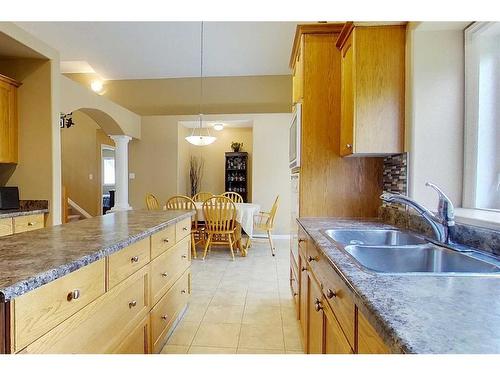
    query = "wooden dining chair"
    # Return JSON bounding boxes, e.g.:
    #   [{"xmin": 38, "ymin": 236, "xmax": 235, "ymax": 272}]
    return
[
  {"xmin": 192, "ymin": 192, "xmax": 214, "ymax": 202},
  {"xmin": 166, "ymin": 195, "xmax": 201, "ymax": 259},
  {"xmin": 253, "ymin": 195, "xmax": 280, "ymax": 256},
  {"xmin": 202, "ymin": 196, "xmax": 237, "ymax": 260},
  {"xmin": 222, "ymin": 191, "xmax": 244, "ymax": 203},
  {"xmin": 145, "ymin": 193, "xmax": 160, "ymax": 210}
]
